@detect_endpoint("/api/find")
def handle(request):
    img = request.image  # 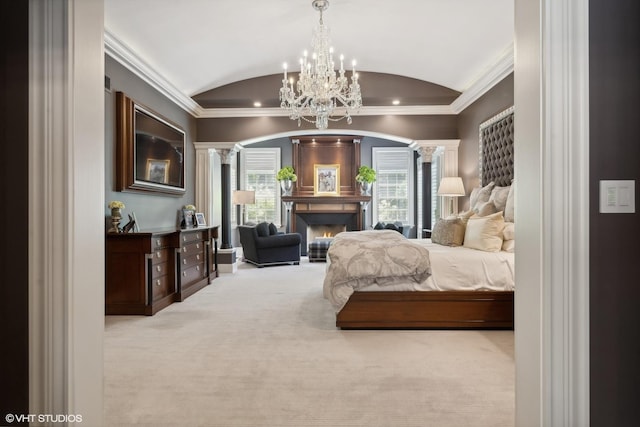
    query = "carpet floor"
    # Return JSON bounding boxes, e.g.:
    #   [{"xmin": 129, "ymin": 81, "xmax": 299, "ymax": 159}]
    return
[{"xmin": 104, "ymin": 258, "xmax": 514, "ymax": 427}]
